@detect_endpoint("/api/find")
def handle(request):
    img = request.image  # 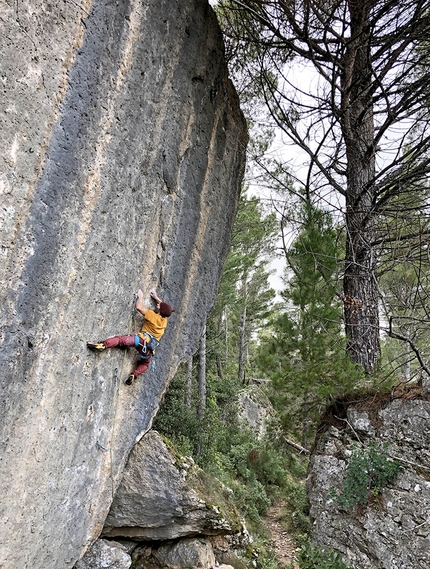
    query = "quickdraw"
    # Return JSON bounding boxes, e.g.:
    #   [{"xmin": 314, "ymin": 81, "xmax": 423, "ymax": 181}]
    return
[{"xmin": 131, "ymin": 292, "xmax": 138, "ymax": 317}]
